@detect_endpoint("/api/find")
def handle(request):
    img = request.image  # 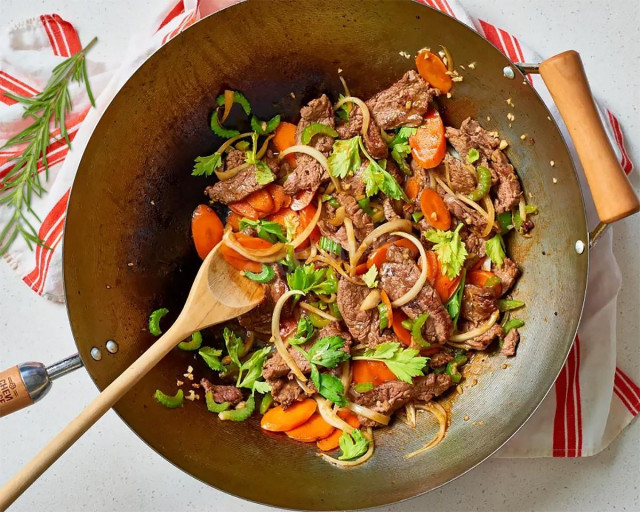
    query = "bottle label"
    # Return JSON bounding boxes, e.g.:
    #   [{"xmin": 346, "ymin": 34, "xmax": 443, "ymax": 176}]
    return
[{"xmin": 0, "ymin": 366, "xmax": 33, "ymax": 417}]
